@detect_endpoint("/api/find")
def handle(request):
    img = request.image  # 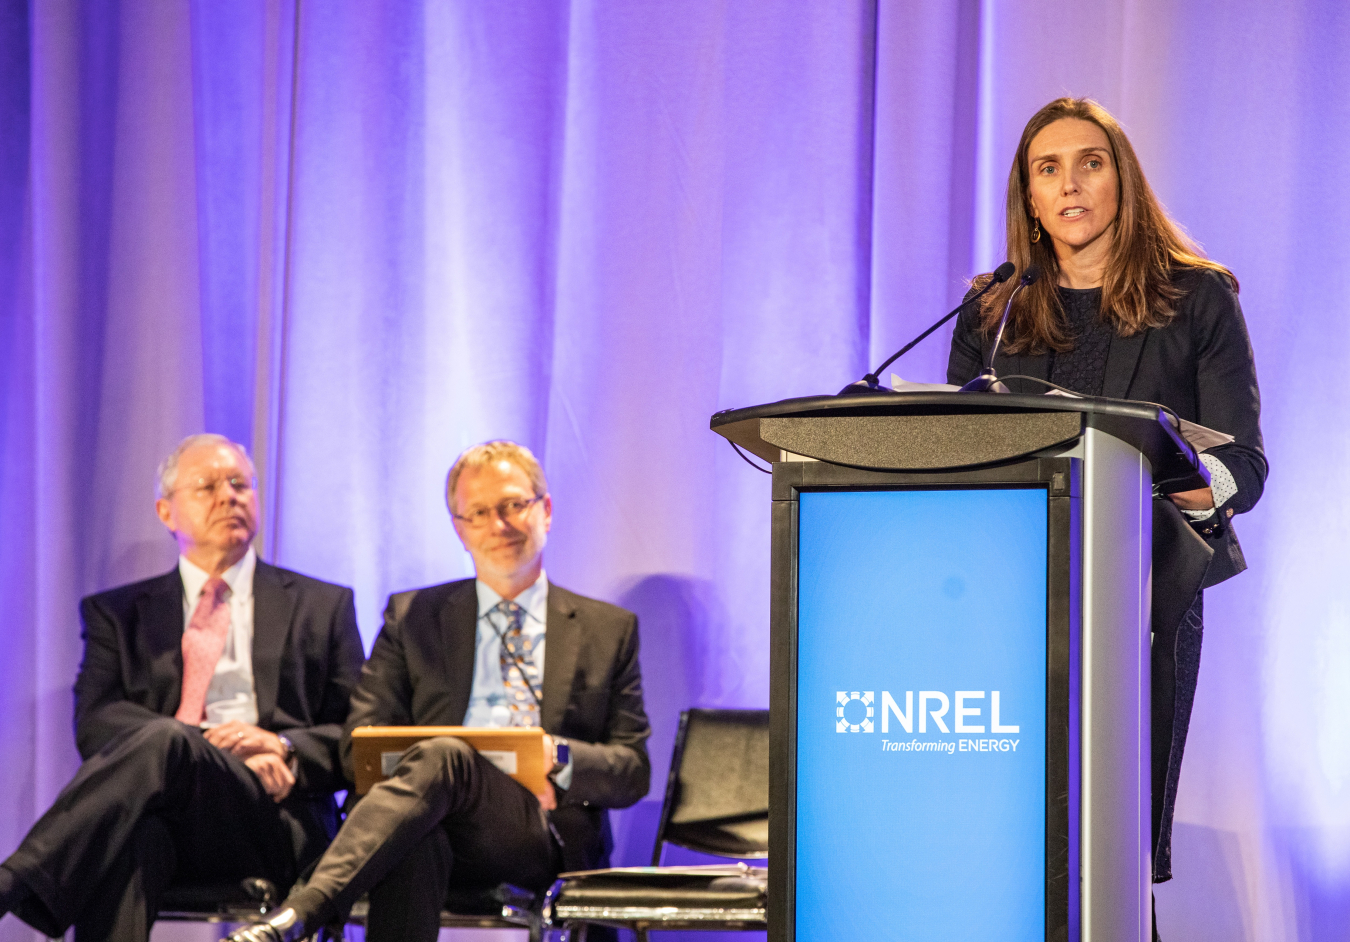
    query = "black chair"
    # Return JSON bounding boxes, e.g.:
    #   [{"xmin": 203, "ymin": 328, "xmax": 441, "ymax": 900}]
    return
[
  {"xmin": 40, "ymin": 880, "xmax": 539, "ymax": 941},
  {"xmin": 542, "ymin": 708, "xmax": 769, "ymax": 941},
  {"xmin": 155, "ymin": 878, "xmax": 281, "ymax": 925},
  {"xmin": 339, "ymin": 884, "xmax": 542, "ymax": 940},
  {"xmin": 48, "ymin": 878, "xmax": 282, "ymax": 939},
  {"xmin": 150, "ymin": 872, "xmax": 541, "ymax": 940}
]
